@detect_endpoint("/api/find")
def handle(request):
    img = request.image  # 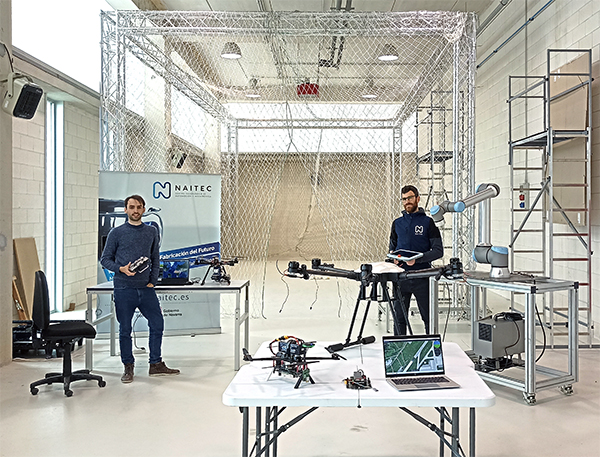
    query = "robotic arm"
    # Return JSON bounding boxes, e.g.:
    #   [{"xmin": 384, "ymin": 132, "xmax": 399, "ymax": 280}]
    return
[{"xmin": 430, "ymin": 183, "xmax": 509, "ymax": 278}]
